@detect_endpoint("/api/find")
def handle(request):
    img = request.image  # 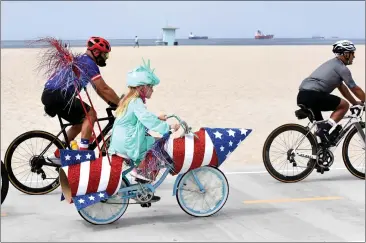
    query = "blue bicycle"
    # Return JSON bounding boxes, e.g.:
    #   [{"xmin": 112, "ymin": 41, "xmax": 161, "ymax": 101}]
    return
[{"xmin": 77, "ymin": 115, "xmax": 231, "ymax": 225}]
